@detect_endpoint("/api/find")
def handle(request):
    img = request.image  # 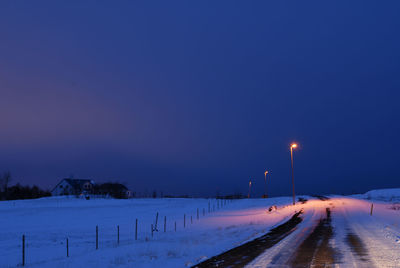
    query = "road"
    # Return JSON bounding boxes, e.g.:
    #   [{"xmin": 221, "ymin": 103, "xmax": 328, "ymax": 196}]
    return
[{"xmin": 194, "ymin": 197, "xmax": 400, "ymax": 267}]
